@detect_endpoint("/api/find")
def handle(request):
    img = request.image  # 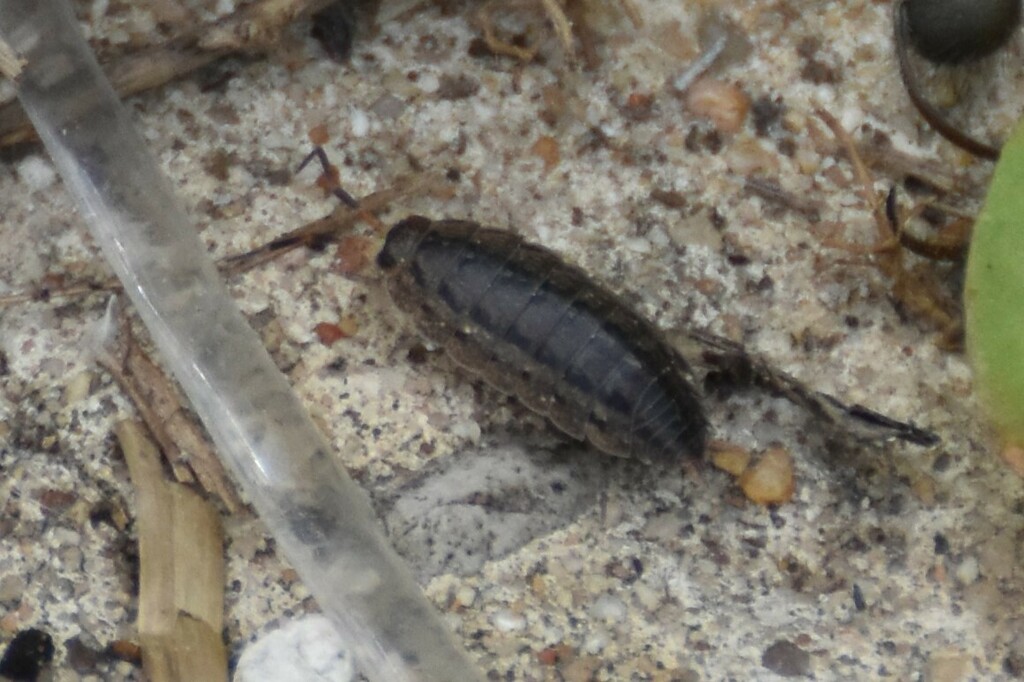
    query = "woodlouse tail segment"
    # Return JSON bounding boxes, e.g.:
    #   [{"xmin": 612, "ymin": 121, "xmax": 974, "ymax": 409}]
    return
[{"xmin": 682, "ymin": 329, "xmax": 940, "ymax": 447}]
